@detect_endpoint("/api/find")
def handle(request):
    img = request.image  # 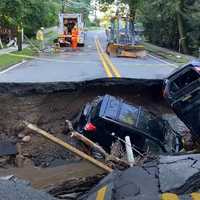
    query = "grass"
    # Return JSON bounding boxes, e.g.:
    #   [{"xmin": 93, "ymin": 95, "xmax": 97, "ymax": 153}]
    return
[
  {"xmin": 144, "ymin": 42, "xmax": 192, "ymax": 66},
  {"xmin": 0, "ymin": 47, "xmax": 36, "ymax": 71},
  {"xmin": 87, "ymin": 26, "xmax": 102, "ymax": 31},
  {"xmin": 0, "ymin": 27, "xmax": 57, "ymax": 71}
]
